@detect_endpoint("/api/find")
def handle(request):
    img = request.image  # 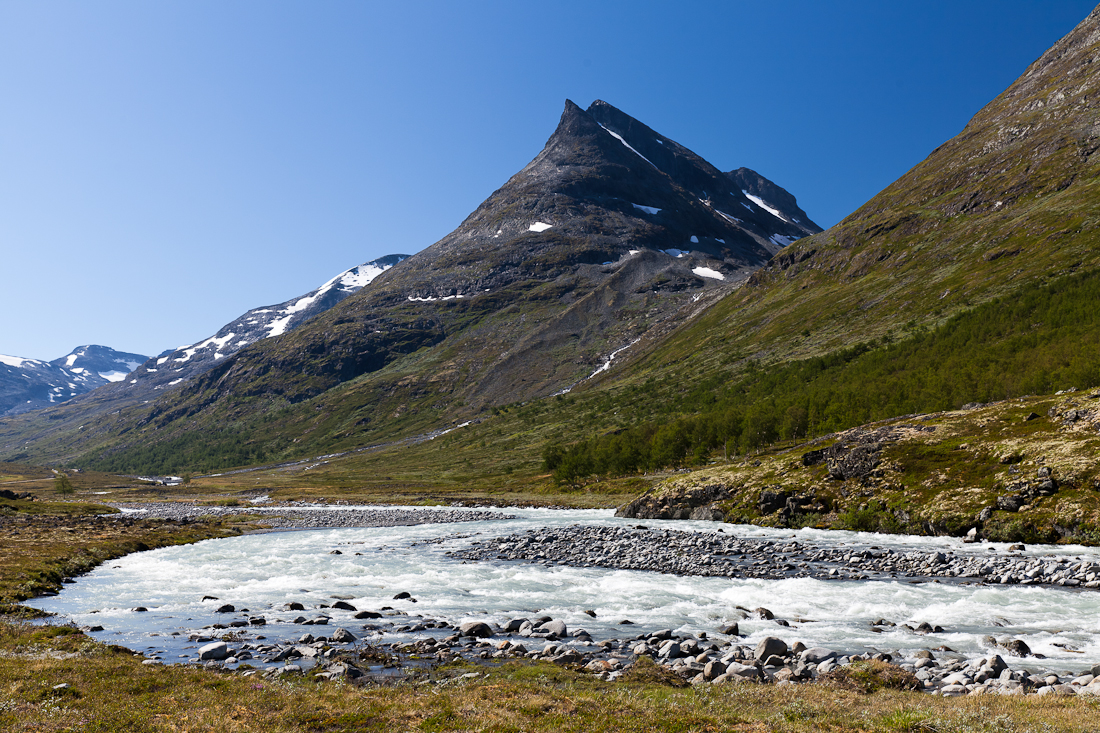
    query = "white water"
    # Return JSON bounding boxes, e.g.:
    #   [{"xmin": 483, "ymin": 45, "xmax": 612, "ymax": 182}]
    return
[{"xmin": 27, "ymin": 508, "xmax": 1100, "ymax": 674}]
